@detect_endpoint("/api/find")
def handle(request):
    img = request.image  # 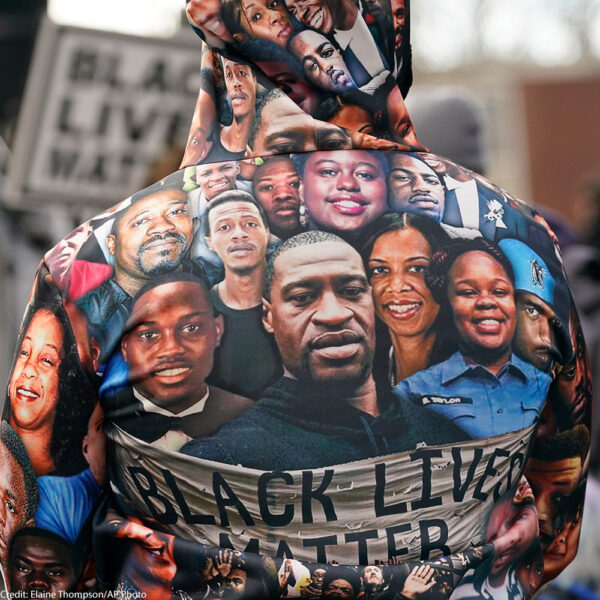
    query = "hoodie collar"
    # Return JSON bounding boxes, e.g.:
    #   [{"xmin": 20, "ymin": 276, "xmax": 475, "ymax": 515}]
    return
[{"xmin": 258, "ymin": 376, "xmax": 399, "ymax": 429}]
